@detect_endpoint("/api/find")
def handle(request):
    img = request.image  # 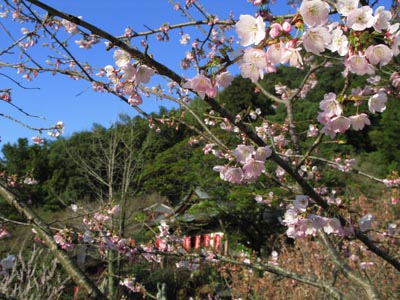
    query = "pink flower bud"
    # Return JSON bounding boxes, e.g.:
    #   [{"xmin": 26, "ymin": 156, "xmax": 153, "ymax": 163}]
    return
[{"xmin": 282, "ymin": 21, "xmax": 292, "ymax": 33}]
